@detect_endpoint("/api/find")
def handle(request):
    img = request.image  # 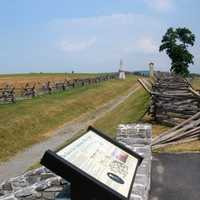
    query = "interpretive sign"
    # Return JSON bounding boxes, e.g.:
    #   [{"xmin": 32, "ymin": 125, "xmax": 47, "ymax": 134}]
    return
[{"xmin": 41, "ymin": 126, "xmax": 143, "ymax": 200}]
